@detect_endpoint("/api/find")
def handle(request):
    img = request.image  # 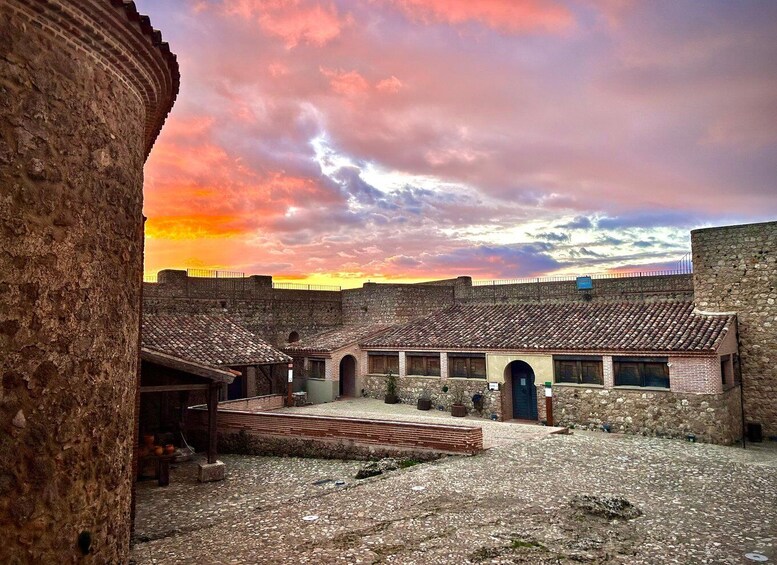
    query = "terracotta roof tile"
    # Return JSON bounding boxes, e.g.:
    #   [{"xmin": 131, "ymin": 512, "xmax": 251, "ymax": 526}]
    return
[
  {"xmin": 113, "ymin": 0, "xmax": 180, "ymax": 156},
  {"xmin": 360, "ymin": 301, "xmax": 734, "ymax": 353},
  {"xmin": 285, "ymin": 324, "xmax": 391, "ymax": 354},
  {"xmin": 142, "ymin": 314, "xmax": 291, "ymax": 367}
]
